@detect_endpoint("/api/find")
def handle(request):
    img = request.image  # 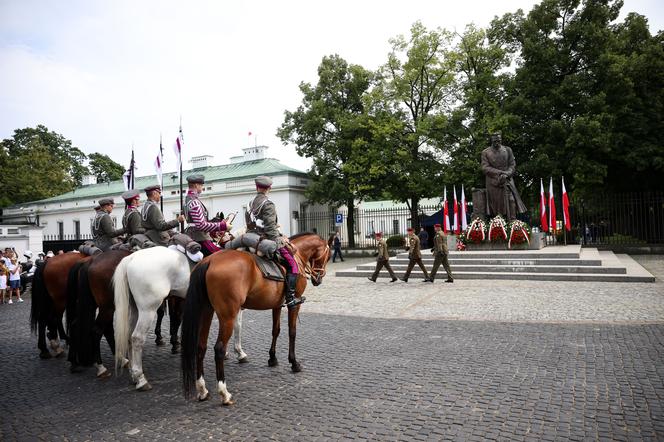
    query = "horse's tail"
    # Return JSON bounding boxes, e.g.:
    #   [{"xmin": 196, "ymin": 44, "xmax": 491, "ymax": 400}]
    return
[
  {"xmin": 112, "ymin": 255, "xmax": 132, "ymax": 372},
  {"xmin": 181, "ymin": 261, "xmax": 212, "ymax": 400},
  {"xmin": 75, "ymin": 262, "xmax": 97, "ymax": 366},
  {"xmin": 65, "ymin": 260, "xmax": 86, "ymax": 336},
  {"xmin": 29, "ymin": 262, "xmax": 51, "ymax": 334}
]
